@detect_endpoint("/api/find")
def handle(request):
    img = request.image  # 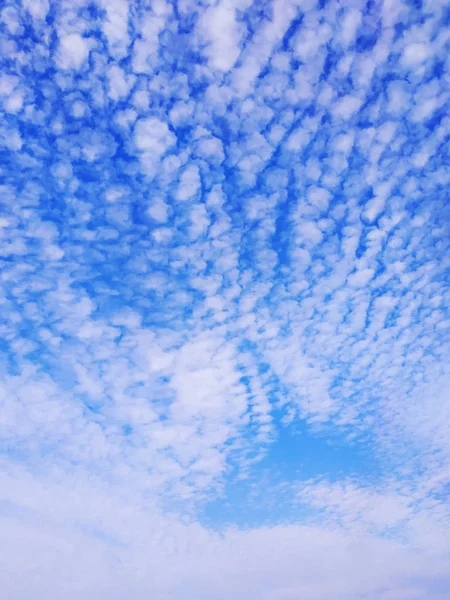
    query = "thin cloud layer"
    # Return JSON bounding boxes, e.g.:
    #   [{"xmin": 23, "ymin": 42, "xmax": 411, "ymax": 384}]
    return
[{"xmin": 0, "ymin": 0, "xmax": 449, "ymax": 598}]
